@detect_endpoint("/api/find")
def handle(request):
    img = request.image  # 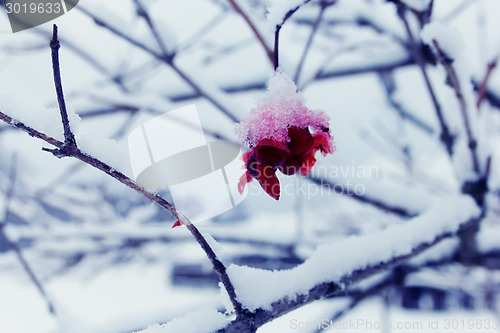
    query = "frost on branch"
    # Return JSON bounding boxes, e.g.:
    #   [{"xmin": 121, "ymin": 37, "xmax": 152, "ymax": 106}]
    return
[
  {"xmin": 234, "ymin": 71, "xmax": 335, "ymax": 199},
  {"xmin": 227, "ymin": 195, "xmax": 481, "ymax": 311},
  {"xmin": 134, "ymin": 308, "xmax": 228, "ymax": 333}
]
